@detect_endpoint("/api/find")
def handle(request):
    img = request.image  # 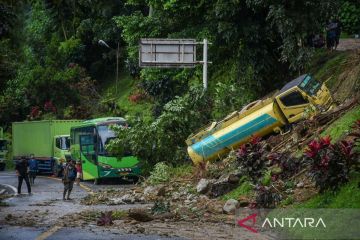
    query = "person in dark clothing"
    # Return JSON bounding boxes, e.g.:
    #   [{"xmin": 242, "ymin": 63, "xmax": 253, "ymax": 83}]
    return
[
  {"xmin": 28, "ymin": 155, "xmax": 38, "ymax": 185},
  {"xmin": 15, "ymin": 157, "xmax": 31, "ymax": 195},
  {"xmin": 334, "ymin": 18, "xmax": 342, "ymax": 50},
  {"xmin": 326, "ymin": 19, "xmax": 339, "ymax": 51},
  {"xmin": 62, "ymin": 159, "xmax": 76, "ymax": 200}
]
